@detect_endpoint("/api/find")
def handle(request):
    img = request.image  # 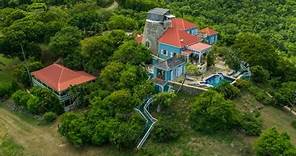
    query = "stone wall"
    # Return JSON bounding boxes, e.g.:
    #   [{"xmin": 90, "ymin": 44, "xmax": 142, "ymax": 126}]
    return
[
  {"xmin": 168, "ymin": 81, "xmax": 207, "ymax": 95},
  {"xmin": 142, "ymin": 20, "xmax": 171, "ymax": 54}
]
